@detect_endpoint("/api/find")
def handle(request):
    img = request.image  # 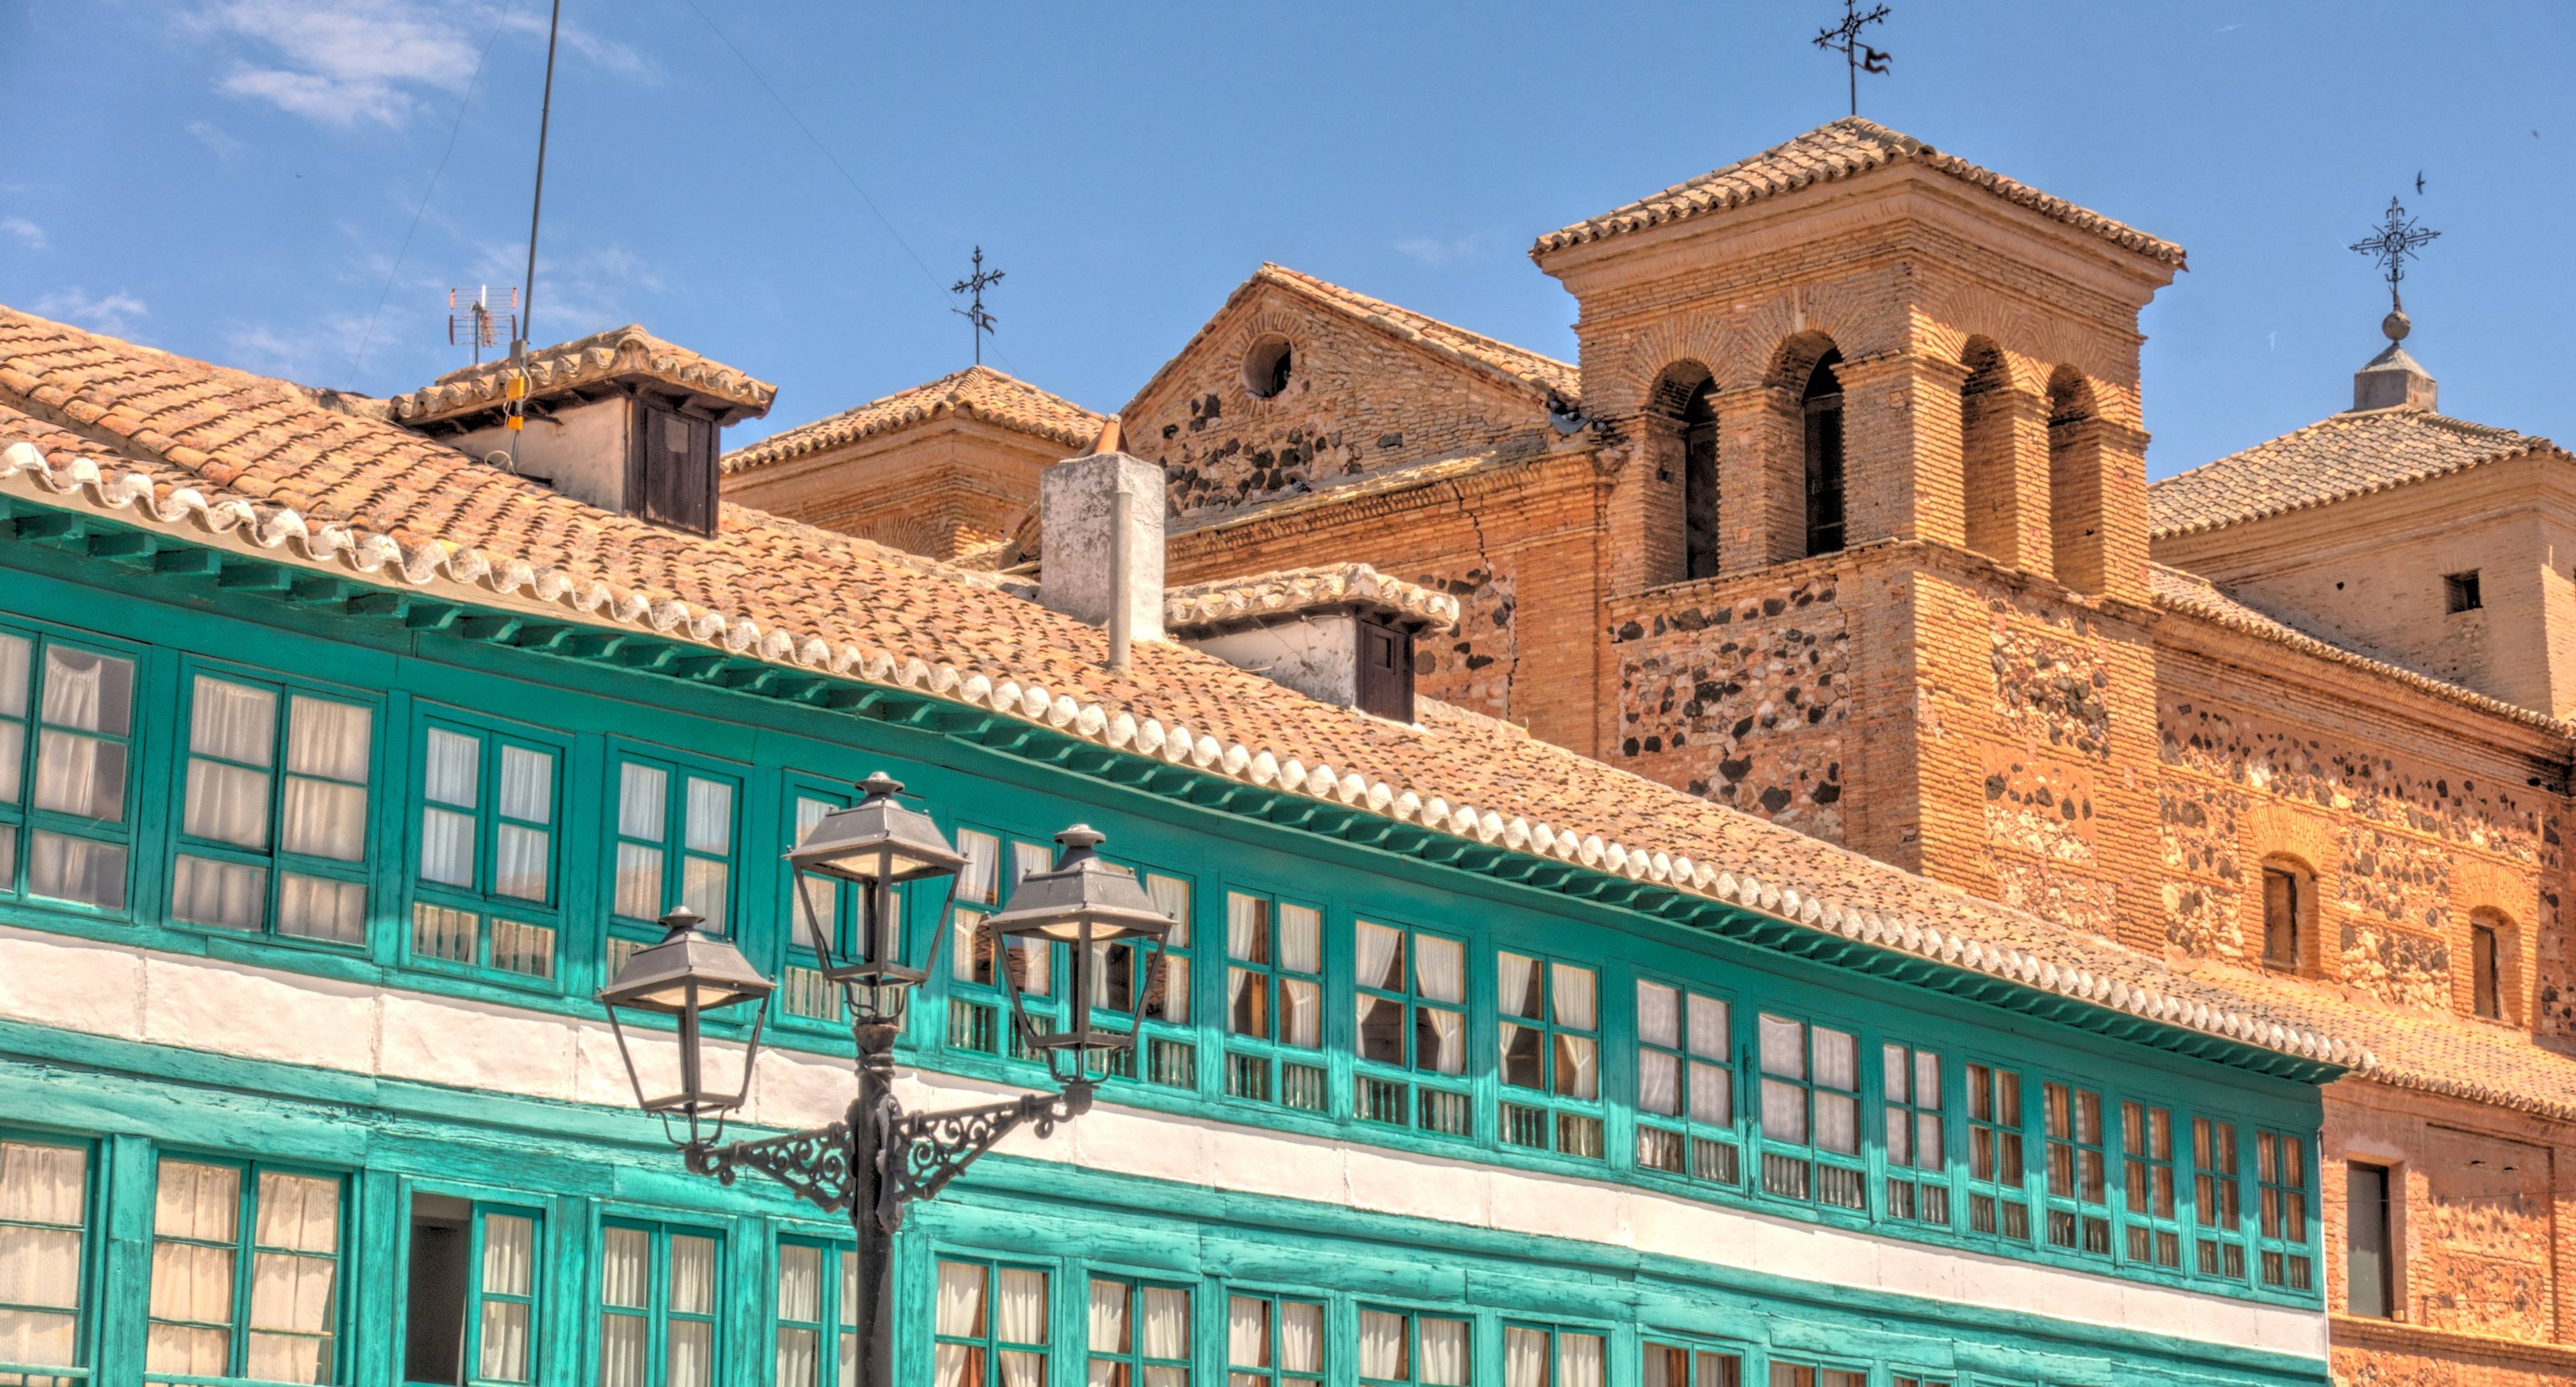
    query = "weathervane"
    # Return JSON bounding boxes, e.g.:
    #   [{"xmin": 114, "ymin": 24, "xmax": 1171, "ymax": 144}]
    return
[
  {"xmin": 1814, "ymin": 0, "xmax": 1892, "ymax": 117},
  {"xmin": 950, "ymin": 245, "xmax": 1005, "ymax": 366},
  {"xmin": 2348, "ymin": 196, "xmax": 2440, "ymax": 314}
]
